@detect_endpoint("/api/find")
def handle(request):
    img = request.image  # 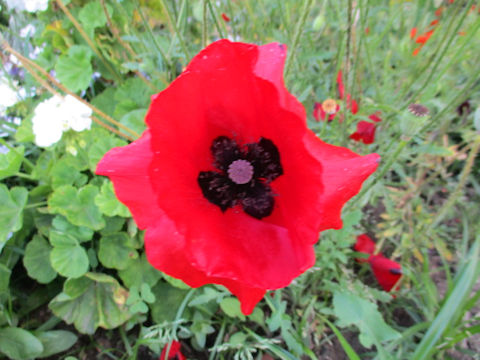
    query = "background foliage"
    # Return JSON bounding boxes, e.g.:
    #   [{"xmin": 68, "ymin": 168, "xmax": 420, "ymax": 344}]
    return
[{"xmin": 1, "ymin": 0, "xmax": 480, "ymax": 359}]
